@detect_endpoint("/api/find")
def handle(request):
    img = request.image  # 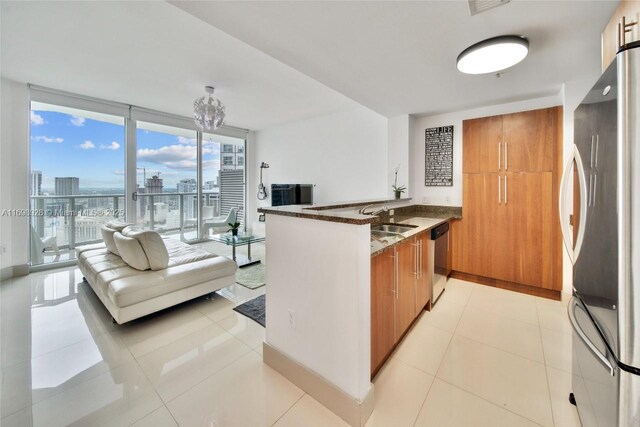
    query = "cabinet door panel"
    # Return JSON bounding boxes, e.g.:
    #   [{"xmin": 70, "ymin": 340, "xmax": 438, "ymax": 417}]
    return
[
  {"xmin": 395, "ymin": 239, "xmax": 417, "ymax": 340},
  {"xmin": 502, "ymin": 109, "xmax": 555, "ymax": 172},
  {"xmin": 463, "ymin": 116, "xmax": 502, "ymax": 173},
  {"xmin": 502, "ymin": 172, "xmax": 555, "ymax": 288},
  {"xmin": 461, "ymin": 173, "xmax": 502, "ymax": 278},
  {"xmin": 415, "ymin": 233, "xmax": 431, "ymax": 315},
  {"xmin": 371, "ymin": 250, "xmax": 396, "ymax": 375}
]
